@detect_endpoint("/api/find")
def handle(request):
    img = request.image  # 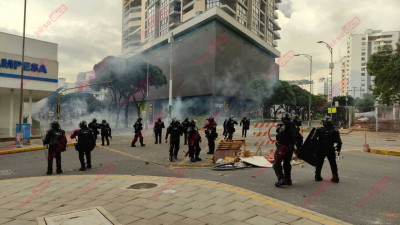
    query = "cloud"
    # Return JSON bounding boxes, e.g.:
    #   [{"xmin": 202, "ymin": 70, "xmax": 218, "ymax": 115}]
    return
[{"xmin": 0, "ymin": 0, "xmax": 121, "ymax": 82}]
